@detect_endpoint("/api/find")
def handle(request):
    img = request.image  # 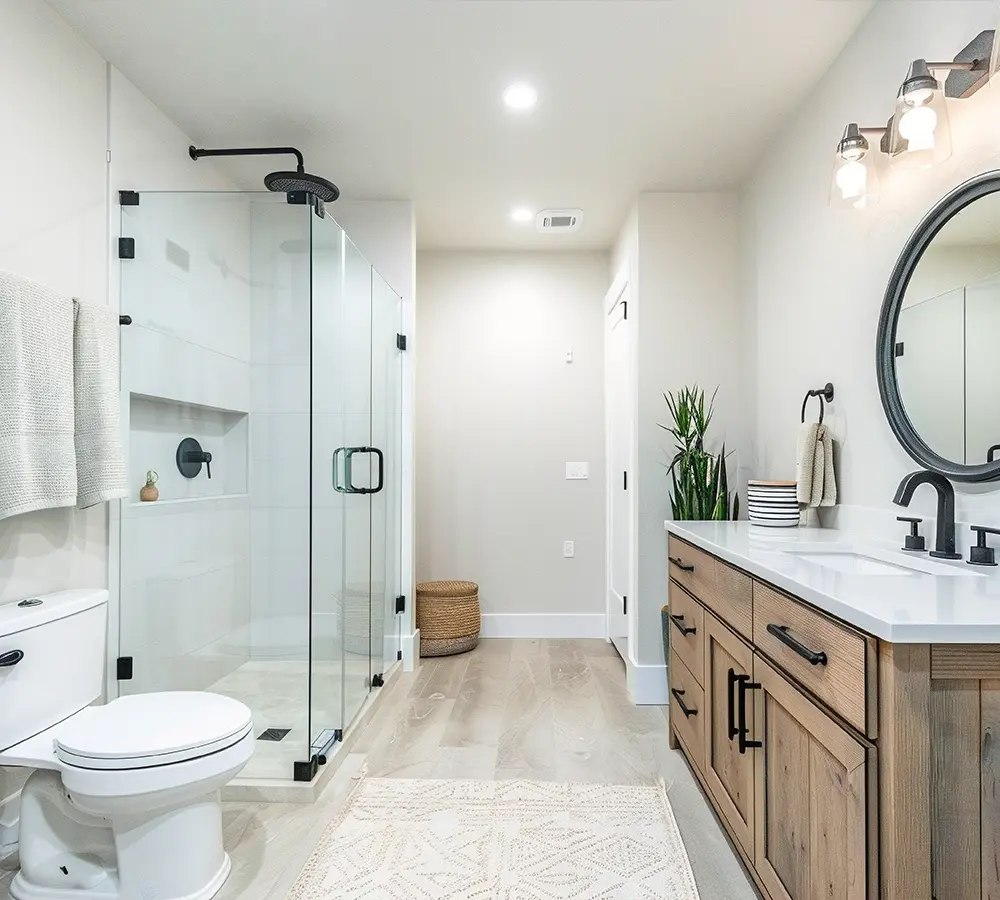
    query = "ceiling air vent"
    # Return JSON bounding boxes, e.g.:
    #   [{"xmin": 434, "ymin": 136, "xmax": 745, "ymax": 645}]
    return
[{"xmin": 536, "ymin": 209, "xmax": 584, "ymax": 233}]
